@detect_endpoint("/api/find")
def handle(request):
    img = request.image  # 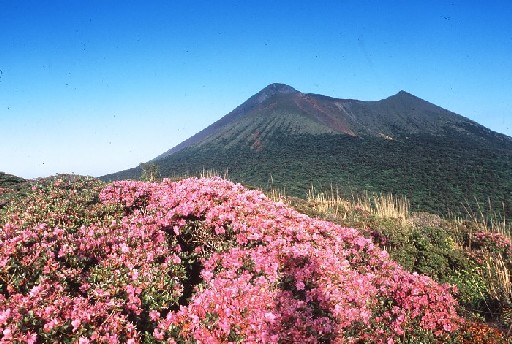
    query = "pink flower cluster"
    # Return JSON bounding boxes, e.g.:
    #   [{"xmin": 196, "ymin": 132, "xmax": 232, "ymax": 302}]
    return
[
  {"xmin": 472, "ymin": 231, "xmax": 512, "ymax": 252},
  {"xmin": 0, "ymin": 178, "xmax": 184, "ymax": 343},
  {"xmin": 1, "ymin": 177, "xmax": 462, "ymax": 343},
  {"xmin": 103, "ymin": 177, "xmax": 462, "ymax": 342}
]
